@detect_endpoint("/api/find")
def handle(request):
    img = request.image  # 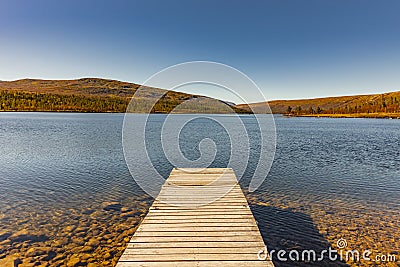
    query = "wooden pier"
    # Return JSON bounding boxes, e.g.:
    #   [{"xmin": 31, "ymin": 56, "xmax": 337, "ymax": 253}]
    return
[{"xmin": 116, "ymin": 168, "xmax": 274, "ymax": 266}]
